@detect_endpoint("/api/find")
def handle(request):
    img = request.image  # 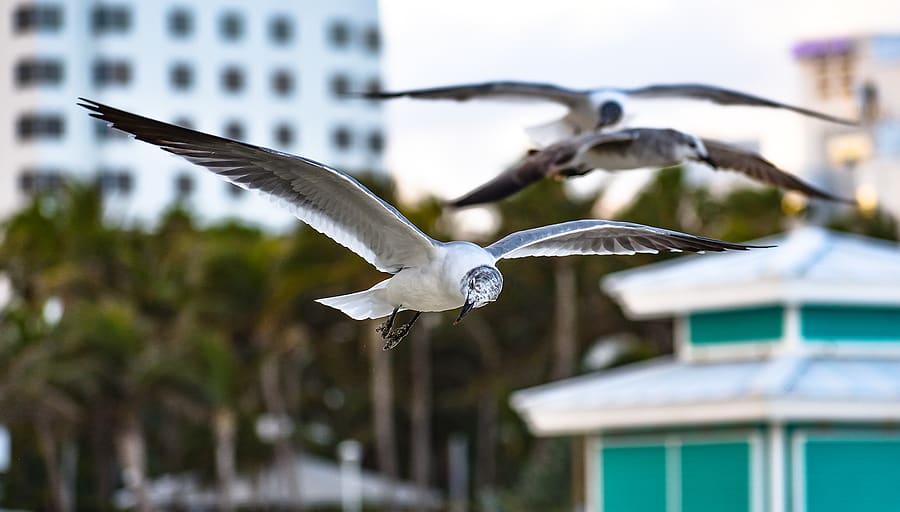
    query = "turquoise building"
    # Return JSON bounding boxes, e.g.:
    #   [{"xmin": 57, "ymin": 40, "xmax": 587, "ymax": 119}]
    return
[{"xmin": 511, "ymin": 227, "xmax": 900, "ymax": 512}]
